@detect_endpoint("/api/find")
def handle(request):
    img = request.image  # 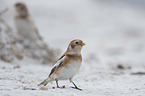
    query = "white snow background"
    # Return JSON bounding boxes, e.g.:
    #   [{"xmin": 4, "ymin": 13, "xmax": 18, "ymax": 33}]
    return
[{"xmin": 0, "ymin": 0, "xmax": 145, "ymax": 96}]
